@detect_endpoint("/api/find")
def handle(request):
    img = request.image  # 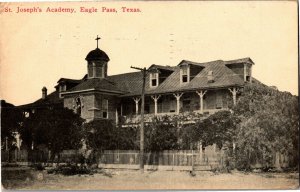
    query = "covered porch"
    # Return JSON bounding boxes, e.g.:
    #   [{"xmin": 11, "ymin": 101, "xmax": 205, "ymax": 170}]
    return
[{"xmin": 116, "ymin": 87, "xmax": 240, "ymax": 124}]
